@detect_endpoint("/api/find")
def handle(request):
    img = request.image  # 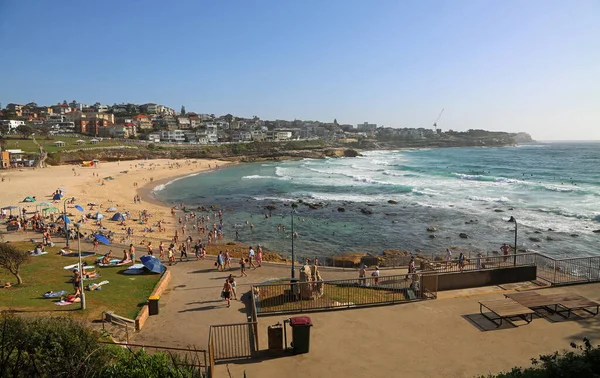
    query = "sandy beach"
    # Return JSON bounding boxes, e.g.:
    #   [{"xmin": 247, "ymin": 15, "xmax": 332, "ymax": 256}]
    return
[{"xmin": 0, "ymin": 159, "xmax": 234, "ymax": 249}]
